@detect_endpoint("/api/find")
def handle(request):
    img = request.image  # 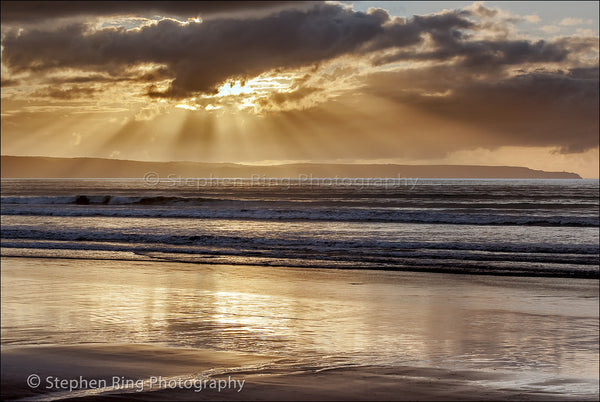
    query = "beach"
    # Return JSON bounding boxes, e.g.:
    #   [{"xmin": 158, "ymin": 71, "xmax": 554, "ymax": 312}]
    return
[{"xmin": 1, "ymin": 257, "xmax": 598, "ymax": 400}]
